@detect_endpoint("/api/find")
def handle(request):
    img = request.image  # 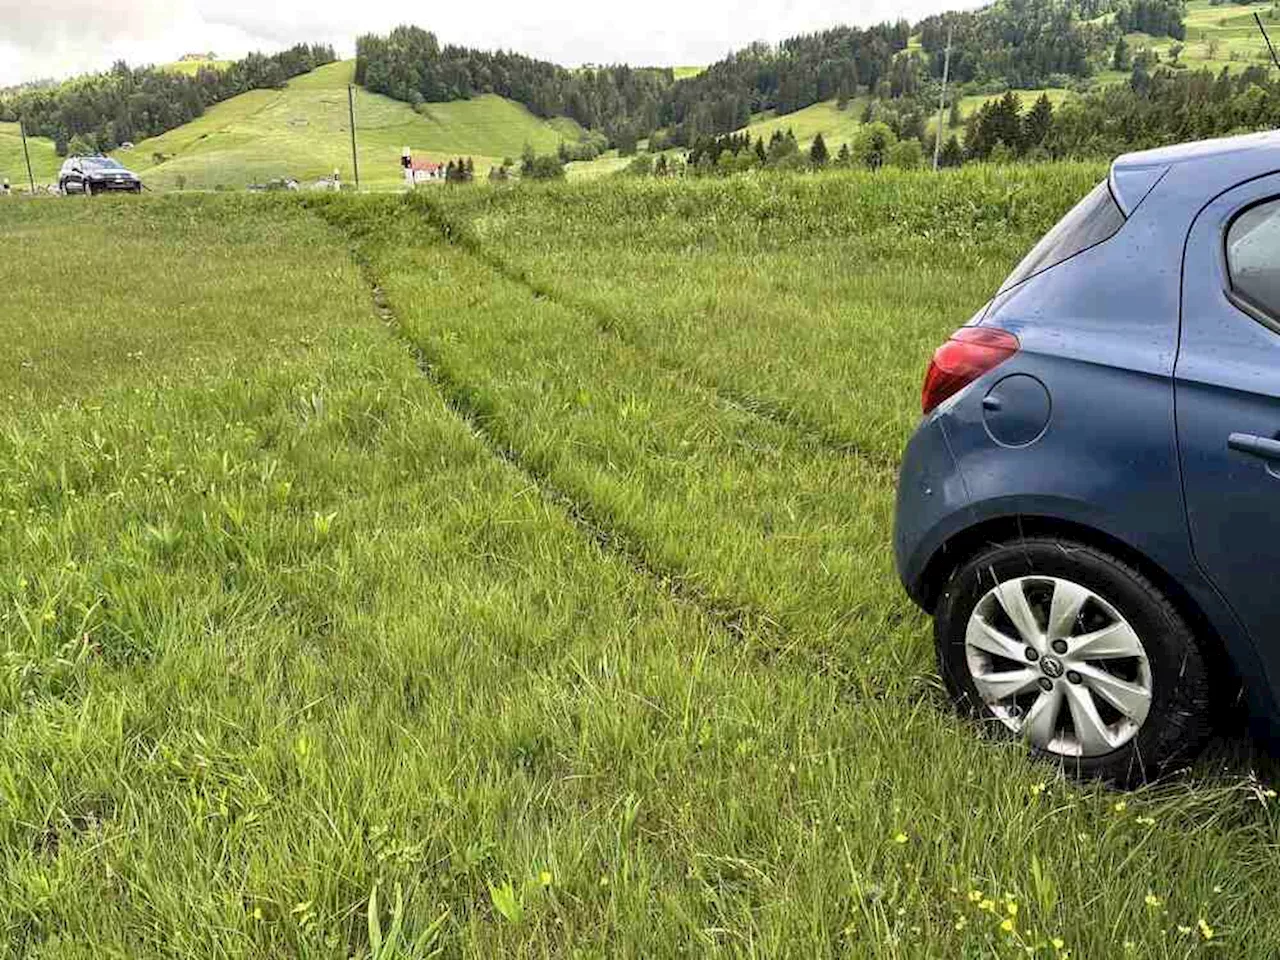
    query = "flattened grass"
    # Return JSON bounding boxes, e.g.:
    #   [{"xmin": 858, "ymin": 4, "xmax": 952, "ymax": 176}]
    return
[
  {"xmin": 321, "ymin": 179, "xmax": 1280, "ymax": 956},
  {"xmin": 3, "ymin": 179, "xmax": 1280, "ymax": 958},
  {"xmin": 426, "ymin": 166, "xmax": 1105, "ymax": 458}
]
